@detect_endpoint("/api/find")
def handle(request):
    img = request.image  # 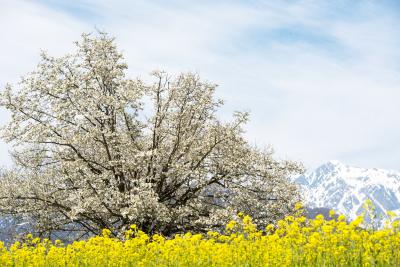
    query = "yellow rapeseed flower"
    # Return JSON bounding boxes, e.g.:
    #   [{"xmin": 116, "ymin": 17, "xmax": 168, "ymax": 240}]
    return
[{"xmin": 1, "ymin": 210, "xmax": 399, "ymax": 266}]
